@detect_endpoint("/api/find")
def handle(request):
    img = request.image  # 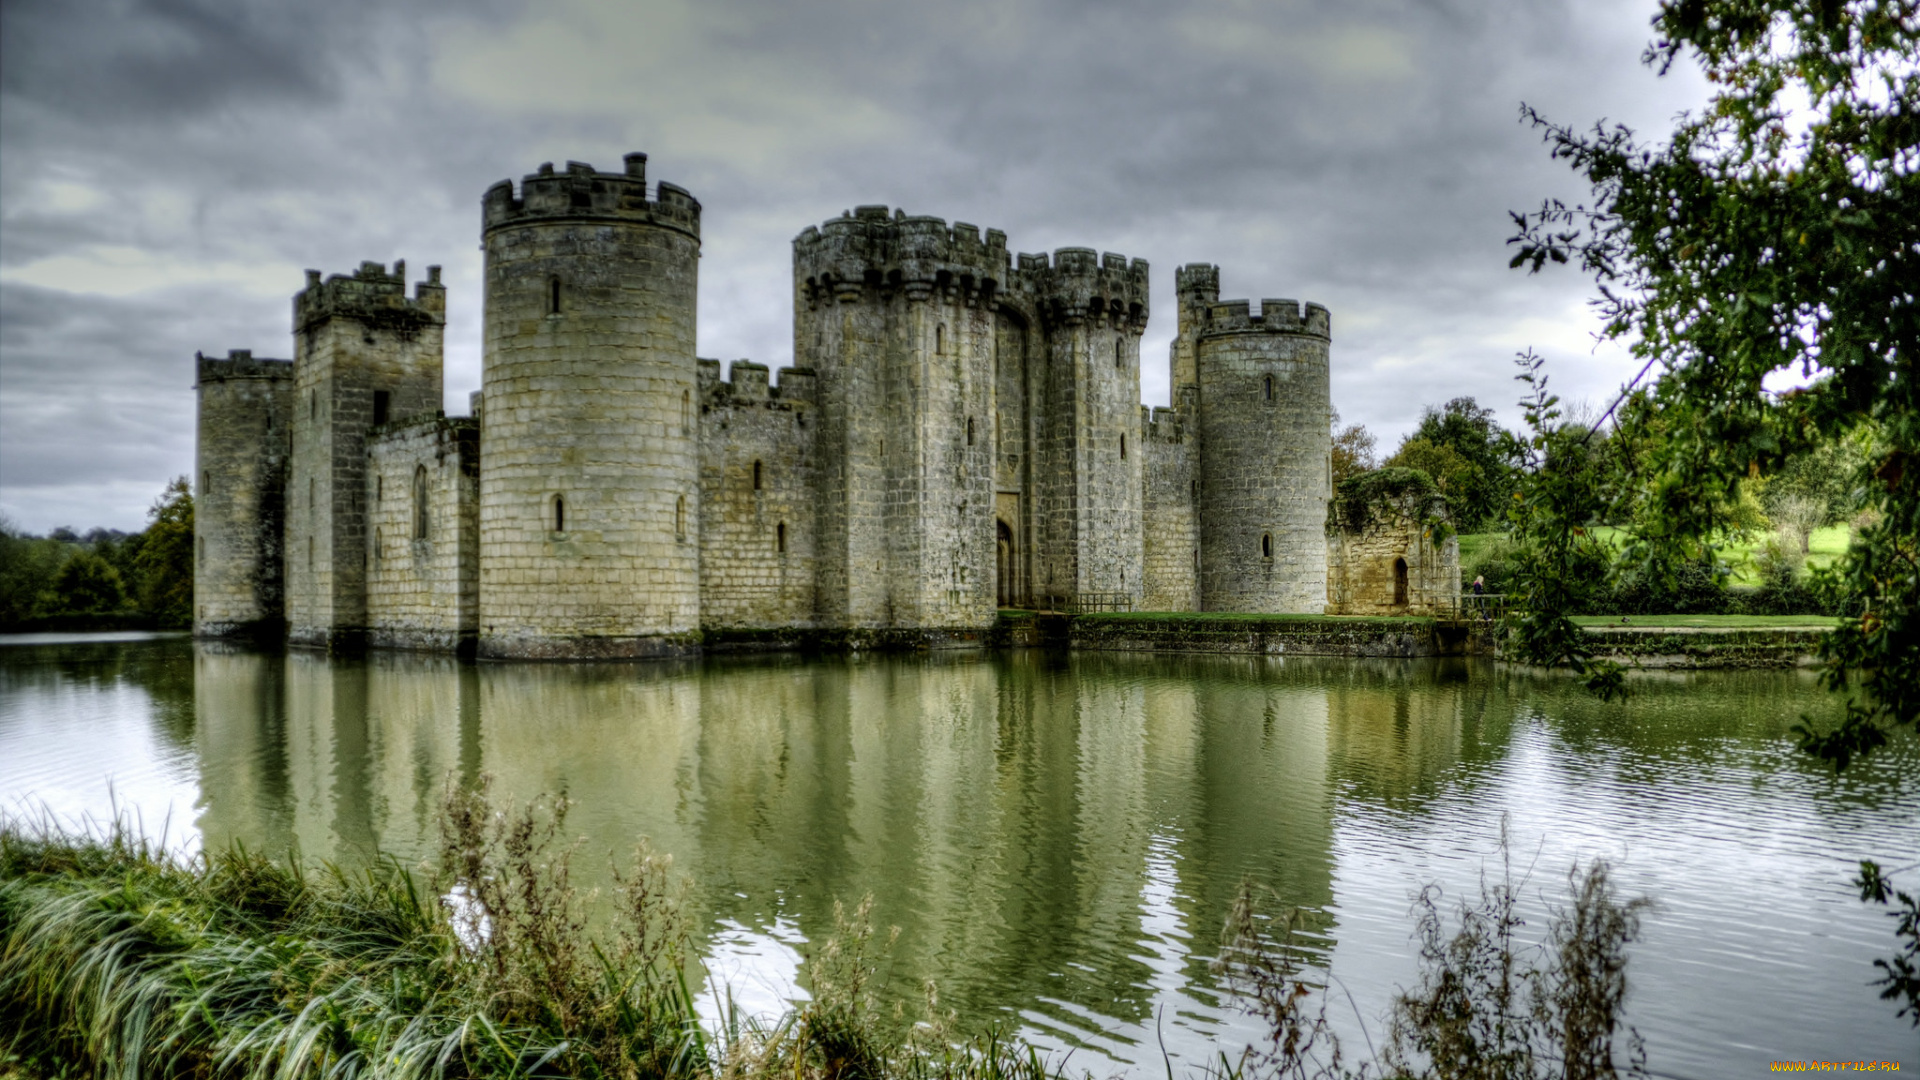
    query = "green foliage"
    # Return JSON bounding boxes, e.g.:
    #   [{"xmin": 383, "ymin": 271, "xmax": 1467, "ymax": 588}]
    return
[
  {"xmin": 1330, "ymin": 467, "xmax": 1440, "ymax": 530},
  {"xmin": 137, "ymin": 477, "xmax": 194, "ymax": 628},
  {"xmin": 0, "ymin": 786, "xmax": 1080, "ymax": 1080},
  {"xmin": 1499, "ymin": 353, "xmax": 1626, "ymax": 700},
  {"xmin": 49, "ymin": 550, "xmax": 127, "ymax": 617},
  {"xmin": 1329, "ymin": 408, "xmax": 1379, "ymax": 486},
  {"xmin": 1855, "ymin": 860, "xmax": 1920, "ymax": 1028},
  {"xmin": 0, "ymin": 526, "xmax": 67, "ymax": 624},
  {"xmin": 1510, "ymin": 0, "xmax": 1919, "ymax": 767},
  {"xmin": 1385, "ymin": 398, "xmax": 1517, "ymax": 533}
]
